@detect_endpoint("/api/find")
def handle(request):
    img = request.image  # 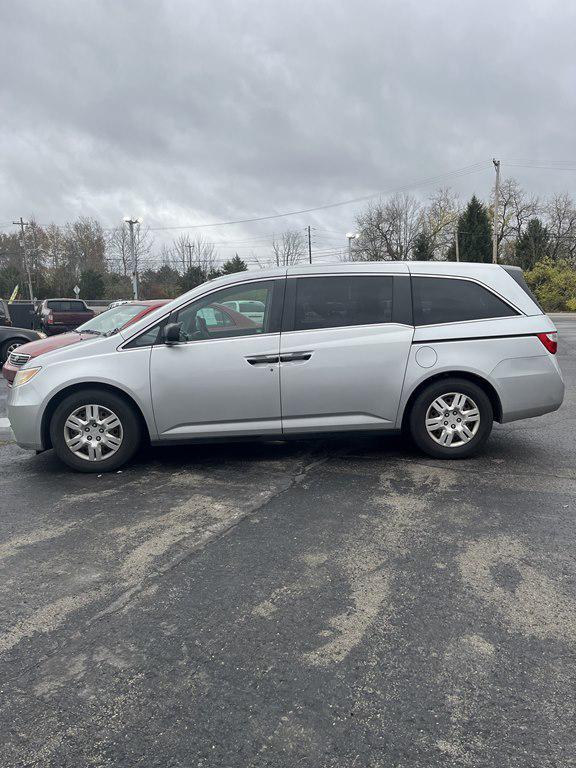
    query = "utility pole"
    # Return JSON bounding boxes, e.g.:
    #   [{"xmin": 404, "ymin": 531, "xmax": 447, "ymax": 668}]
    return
[
  {"xmin": 455, "ymin": 231, "xmax": 460, "ymax": 262},
  {"xmin": 307, "ymin": 225, "xmax": 312, "ymax": 264},
  {"xmin": 185, "ymin": 242, "xmax": 194, "ymax": 270},
  {"xmin": 13, "ymin": 217, "xmax": 34, "ymax": 302},
  {"xmin": 123, "ymin": 217, "xmax": 141, "ymax": 299},
  {"xmin": 492, "ymin": 158, "xmax": 500, "ymax": 263}
]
